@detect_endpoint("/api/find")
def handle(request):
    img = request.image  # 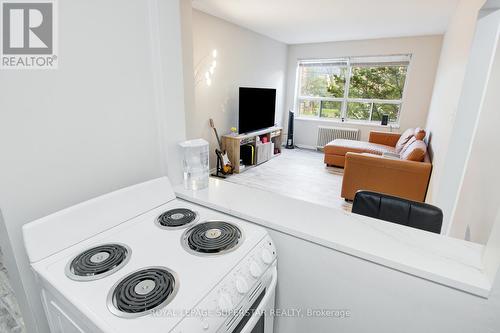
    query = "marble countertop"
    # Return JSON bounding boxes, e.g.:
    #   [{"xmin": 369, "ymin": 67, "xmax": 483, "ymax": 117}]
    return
[{"xmin": 175, "ymin": 178, "xmax": 492, "ymax": 298}]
